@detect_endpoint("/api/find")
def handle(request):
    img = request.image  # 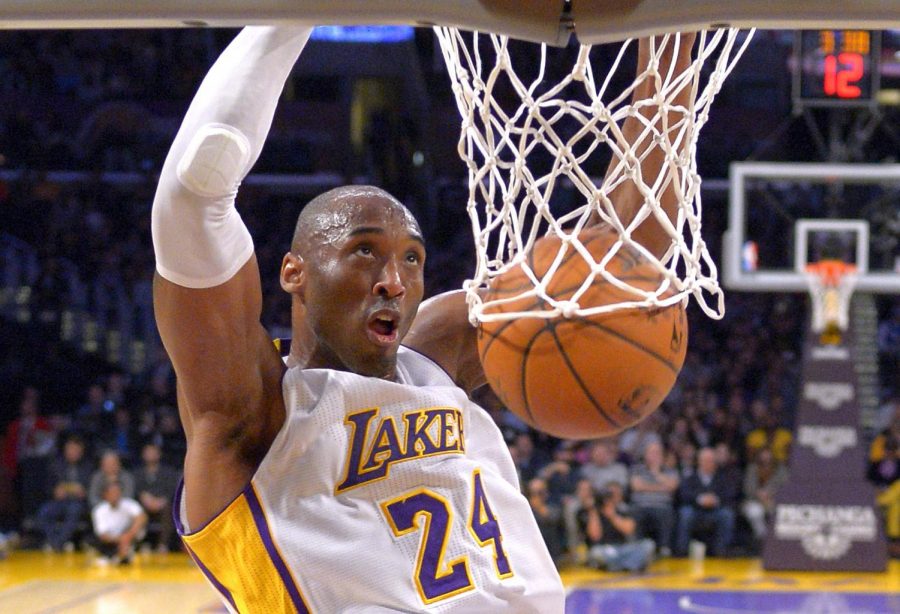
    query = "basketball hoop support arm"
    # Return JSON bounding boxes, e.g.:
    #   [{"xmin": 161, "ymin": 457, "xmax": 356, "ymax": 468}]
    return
[
  {"xmin": 0, "ymin": 0, "xmax": 569, "ymax": 44},
  {"xmin": 1, "ymin": 0, "xmax": 898, "ymax": 44}
]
